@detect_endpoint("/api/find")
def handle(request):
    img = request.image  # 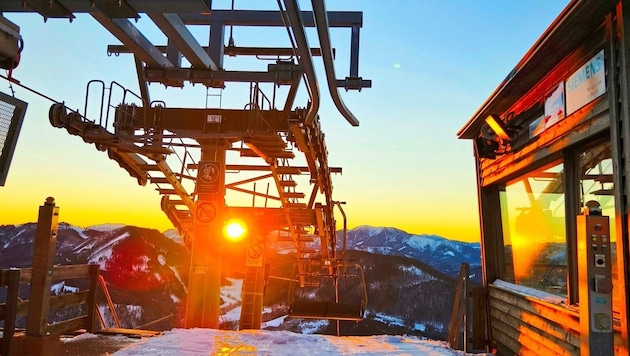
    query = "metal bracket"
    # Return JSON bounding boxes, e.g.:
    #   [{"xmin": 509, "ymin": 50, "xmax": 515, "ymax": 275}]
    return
[
  {"xmin": 337, "ymin": 77, "xmax": 372, "ymax": 91},
  {"xmin": 23, "ymin": 0, "xmax": 75, "ymax": 21},
  {"xmin": 268, "ymin": 60, "xmax": 301, "ymax": 85}
]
